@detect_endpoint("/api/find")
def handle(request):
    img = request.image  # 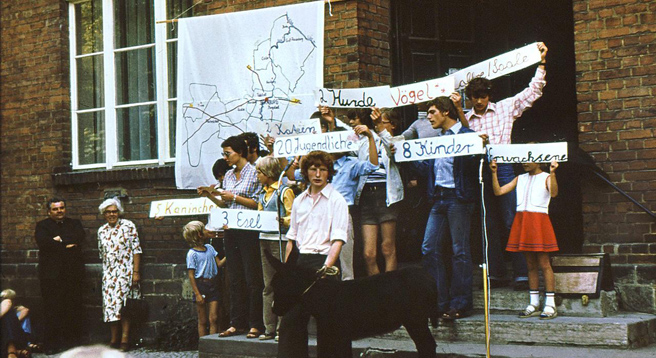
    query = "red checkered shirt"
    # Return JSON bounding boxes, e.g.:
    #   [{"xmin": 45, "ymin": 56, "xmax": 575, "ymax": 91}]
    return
[{"xmin": 465, "ymin": 67, "xmax": 546, "ymax": 145}]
